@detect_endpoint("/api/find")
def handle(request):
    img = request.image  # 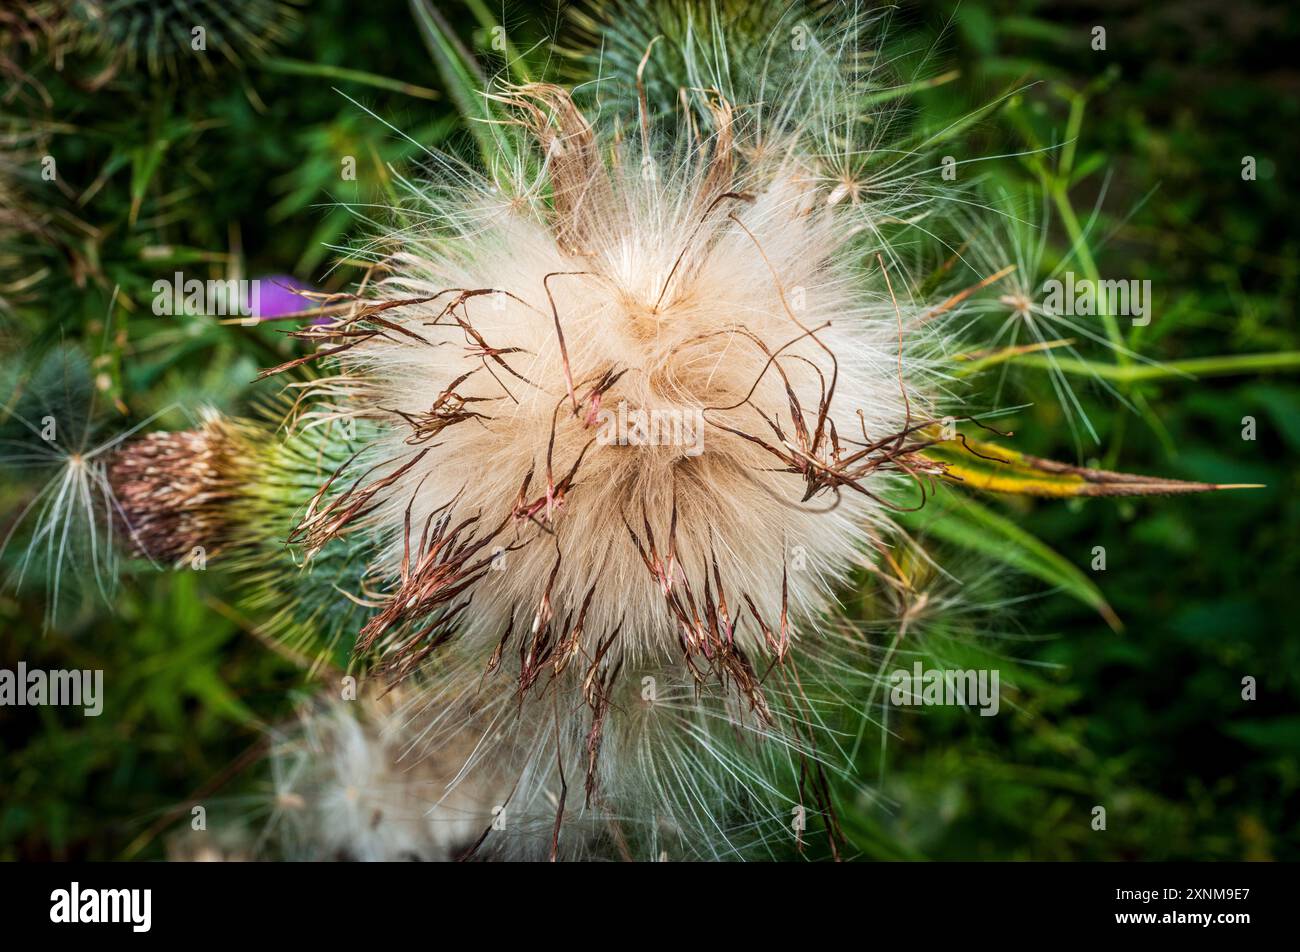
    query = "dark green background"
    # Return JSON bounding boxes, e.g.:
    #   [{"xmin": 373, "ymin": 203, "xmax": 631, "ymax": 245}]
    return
[{"xmin": 1, "ymin": 0, "xmax": 1296, "ymax": 860}]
